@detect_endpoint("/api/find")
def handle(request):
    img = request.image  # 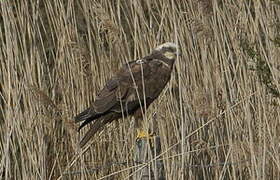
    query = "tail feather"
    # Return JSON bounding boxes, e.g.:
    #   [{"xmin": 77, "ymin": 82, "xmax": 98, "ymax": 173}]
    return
[
  {"xmin": 79, "ymin": 120, "xmax": 105, "ymax": 147},
  {"xmin": 78, "ymin": 115, "xmax": 101, "ymax": 131},
  {"xmin": 74, "ymin": 107, "xmax": 103, "ymax": 131},
  {"xmin": 74, "ymin": 107, "xmax": 93, "ymax": 123},
  {"xmin": 79, "ymin": 113, "xmax": 120, "ymax": 147}
]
